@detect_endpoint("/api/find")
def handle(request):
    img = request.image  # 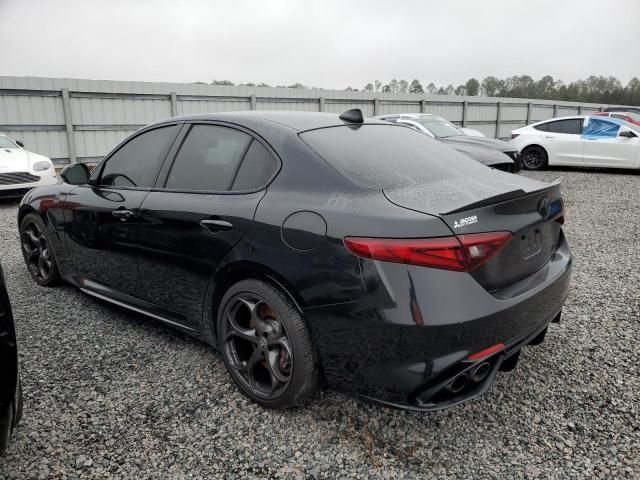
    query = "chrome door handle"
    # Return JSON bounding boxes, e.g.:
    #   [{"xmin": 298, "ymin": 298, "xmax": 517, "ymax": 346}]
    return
[
  {"xmin": 112, "ymin": 209, "xmax": 134, "ymax": 221},
  {"xmin": 200, "ymin": 219, "xmax": 234, "ymax": 232}
]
